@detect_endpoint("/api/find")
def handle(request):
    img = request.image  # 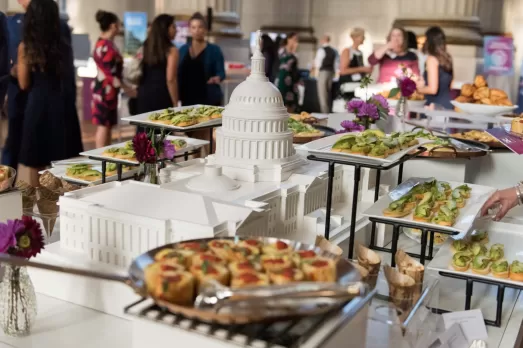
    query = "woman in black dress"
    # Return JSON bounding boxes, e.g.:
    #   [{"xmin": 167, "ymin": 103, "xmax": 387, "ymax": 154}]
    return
[
  {"xmin": 137, "ymin": 14, "xmax": 178, "ymax": 114},
  {"xmin": 17, "ymin": 0, "xmax": 82, "ymax": 186}
]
